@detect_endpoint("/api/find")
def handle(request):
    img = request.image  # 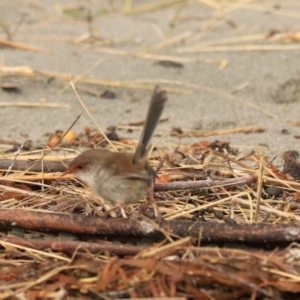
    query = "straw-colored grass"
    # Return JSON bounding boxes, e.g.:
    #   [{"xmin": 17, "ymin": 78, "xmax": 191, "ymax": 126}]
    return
[{"xmin": 1, "ymin": 125, "xmax": 300, "ymax": 298}]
